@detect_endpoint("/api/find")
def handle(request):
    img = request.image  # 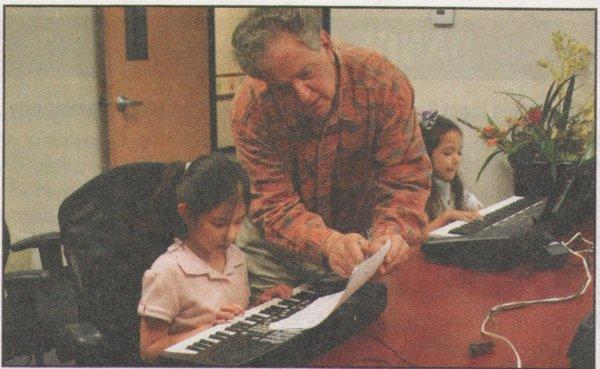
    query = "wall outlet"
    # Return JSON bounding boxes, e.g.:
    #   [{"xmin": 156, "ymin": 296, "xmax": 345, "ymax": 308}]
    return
[{"xmin": 432, "ymin": 9, "xmax": 454, "ymax": 27}]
